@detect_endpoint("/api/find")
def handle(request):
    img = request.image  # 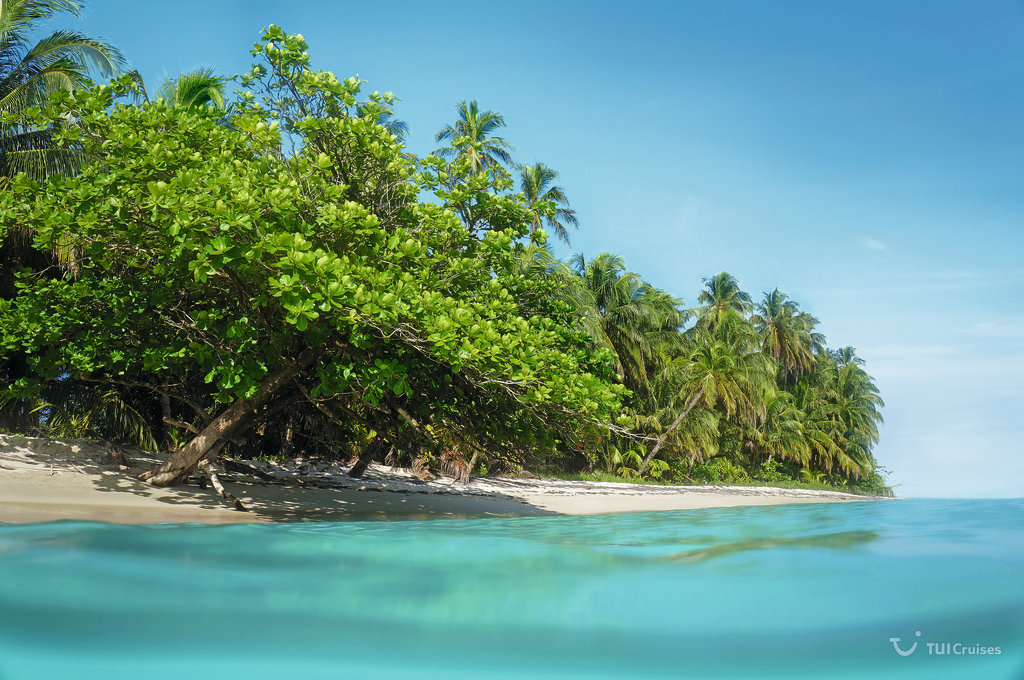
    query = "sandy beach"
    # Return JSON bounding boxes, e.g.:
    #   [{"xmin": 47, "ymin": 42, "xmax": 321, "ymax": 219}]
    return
[{"xmin": 0, "ymin": 434, "xmax": 878, "ymax": 524}]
